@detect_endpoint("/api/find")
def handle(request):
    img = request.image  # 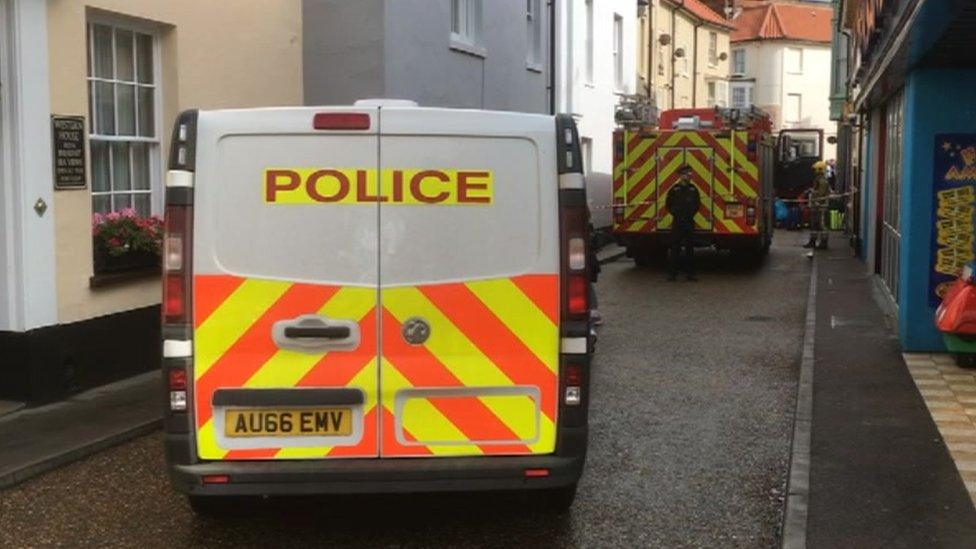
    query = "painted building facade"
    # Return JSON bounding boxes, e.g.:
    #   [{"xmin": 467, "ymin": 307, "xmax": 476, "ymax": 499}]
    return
[
  {"xmin": 637, "ymin": 0, "xmax": 734, "ymax": 111},
  {"xmin": 302, "ymin": 0, "xmax": 552, "ymax": 114},
  {"xmin": 832, "ymin": 0, "xmax": 976, "ymax": 351},
  {"xmin": 0, "ymin": 0, "xmax": 303, "ymax": 404},
  {"xmin": 555, "ymin": 0, "xmax": 639, "ymax": 228},
  {"xmin": 730, "ymin": 1, "xmax": 835, "ymax": 159}
]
